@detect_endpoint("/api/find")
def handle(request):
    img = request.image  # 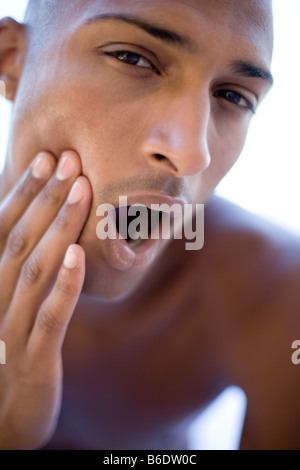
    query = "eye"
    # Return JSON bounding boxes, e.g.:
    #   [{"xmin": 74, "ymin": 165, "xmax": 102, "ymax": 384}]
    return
[
  {"xmin": 105, "ymin": 50, "xmax": 155, "ymax": 71},
  {"xmin": 214, "ymin": 89, "xmax": 255, "ymax": 113}
]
